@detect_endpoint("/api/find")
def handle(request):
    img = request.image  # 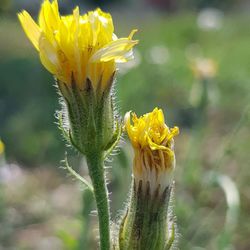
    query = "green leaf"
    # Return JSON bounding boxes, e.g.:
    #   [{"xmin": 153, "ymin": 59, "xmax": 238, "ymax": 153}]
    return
[
  {"xmin": 63, "ymin": 153, "xmax": 93, "ymax": 192},
  {"xmin": 104, "ymin": 120, "xmax": 122, "ymax": 159},
  {"xmin": 57, "ymin": 229, "xmax": 78, "ymax": 250}
]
